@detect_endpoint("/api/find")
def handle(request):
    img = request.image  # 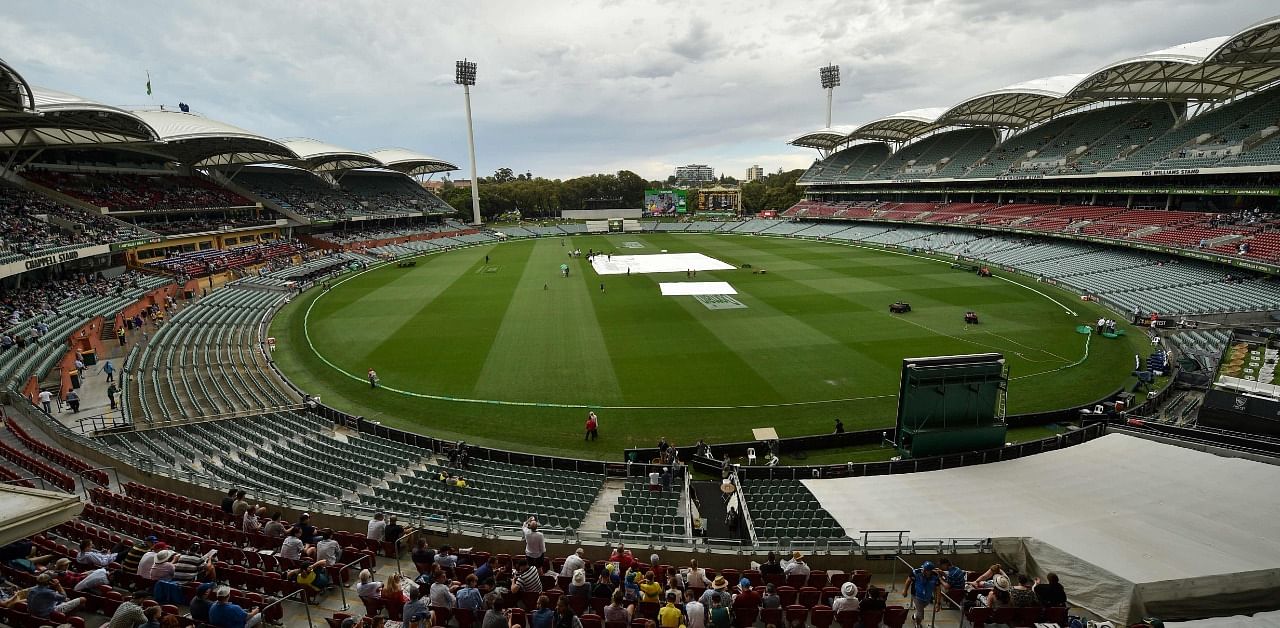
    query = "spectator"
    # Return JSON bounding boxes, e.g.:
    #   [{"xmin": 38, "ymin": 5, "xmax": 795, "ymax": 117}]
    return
[
  {"xmin": 530, "ymin": 595, "xmax": 555, "ymax": 628},
  {"xmin": 939, "ymin": 559, "xmax": 966, "ymax": 592},
  {"xmin": 209, "ymin": 585, "xmax": 262, "ymax": 628},
  {"xmin": 980, "ymin": 575, "xmax": 1011, "ymax": 609},
  {"xmin": 287, "ymin": 560, "xmax": 330, "ymax": 597},
  {"xmin": 262, "ymin": 512, "xmax": 287, "ymax": 538},
  {"xmin": 403, "ymin": 585, "xmax": 430, "ymax": 625},
  {"xmin": 27, "ymin": 572, "xmax": 85, "ymax": 618},
  {"xmin": 367, "ymin": 512, "xmax": 386, "ymax": 541},
  {"xmin": 355, "ymin": 569, "xmax": 382, "ymax": 598},
  {"xmin": 428, "ymin": 570, "xmax": 457, "ymax": 608},
  {"xmin": 592, "ymin": 572, "xmax": 615, "ymax": 598},
  {"xmin": 435, "ymin": 544, "xmax": 458, "ymax": 574},
  {"xmin": 77, "ymin": 539, "xmax": 120, "ymax": 568},
  {"xmin": 279, "ymin": 527, "xmax": 310, "ymax": 561},
  {"xmin": 610, "ymin": 544, "xmax": 633, "ymax": 575},
  {"xmin": 757, "ymin": 552, "xmax": 783, "ymax": 578},
  {"xmin": 140, "ymin": 605, "xmax": 163, "ymax": 628},
  {"xmin": 315, "ymin": 531, "xmax": 342, "ymax": 567},
  {"xmin": 732, "ymin": 578, "xmax": 760, "ymax": 609},
  {"xmin": 831, "ymin": 582, "xmax": 858, "ymax": 614},
  {"xmin": 513, "ymin": 558, "xmax": 543, "ymax": 594},
  {"xmin": 523, "ymin": 516, "xmax": 546, "ymax": 569},
  {"xmin": 480, "ymin": 592, "xmax": 509, "ymax": 628},
  {"xmin": 568, "ymin": 569, "xmax": 591, "ymax": 600},
  {"xmin": 699, "ymin": 577, "xmax": 729, "ymax": 606},
  {"xmin": 760, "ymin": 584, "xmax": 780, "ymax": 609},
  {"xmin": 135, "ymin": 541, "xmax": 167, "ymax": 577},
  {"xmin": 73, "ymin": 565, "xmax": 111, "ymax": 592},
  {"xmin": 383, "ymin": 515, "xmax": 406, "ymax": 546},
  {"xmin": 457, "ymin": 574, "xmax": 484, "ymax": 611},
  {"xmin": 231, "ymin": 491, "xmax": 250, "ymax": 518},
  {"xmin": 639, "ymin": 571, "xmax": 662, "ymax": 603},
  {"xmin": 173, "ymin": 543, "xmax": 215, "ymax": 582},
  {"xmin": 147, "ymin": 550, "xmax": 177, "ymax": 581},
  {"xmin": 1008, "ymin": 575, "xmax": 1038, "ymax": 607},
  {"xmin": 381, "ymin": 574, "xmax": 409, "ymax": 608},
  {"xmin": 220, "ymin": 489, "xmax": 237, "ymax": 514},
  {"xmin": 120, "ymin": 536, "xmax": 157, "ymax": 574},
  {"xmin": 561, "ymin": 547, "xmax": 587, "ymax": 578},
  {"xmin": 707, "ymin": 592, "xmax": 731, "ymax": 628},
  {"xmin": 905, "ymin": 561, "xmax": 941, "ymax": 628},
  {"xmin": 243, "ymin": 507, "xmax": 265, "ymax": 535},
  {"xmin": 658, "ymin": 592, "xmax": 682, "ymax": 628},
  {"xmin": 859, "ymin": 587, "xmax": 886, "ymax": 612},
  {"xmin": 970, "ymin": 564, "xmax": 1005, "ymax": 590},
  {"xmin": 686, "ymin": 558, "xmax": 710, "ymax": 589},
  {"xmin": 107, "ymin": 590, "xmax": 152, "ymax": 628},
  {"xmin": 295, "ymin": 513, "xmax": 318, "ymax": 543},
  {"xmin": 1034, "ymin": 572, "xmax": 1067, "ymax": 607},
  {"xmin": 684, "ymin": 588, "xmax": 706, "ymax": 628},
  {"xmin": 190, "ymin": 582, "xmax": 217, "ymax": 623},
  {"xmin": 604, "ymin": 589, "xmax": 633, "ymax": 625},
  {"xmin": 411, "ymin": 539, "xmax": 436, "ymax": 572},
  {"xmin": 475, "ymin": 556, "xmax": 497, "ymax": 586},
  {"xmin": 782, "ymin": 551, "xmax": 810, "ymax": 577}
]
